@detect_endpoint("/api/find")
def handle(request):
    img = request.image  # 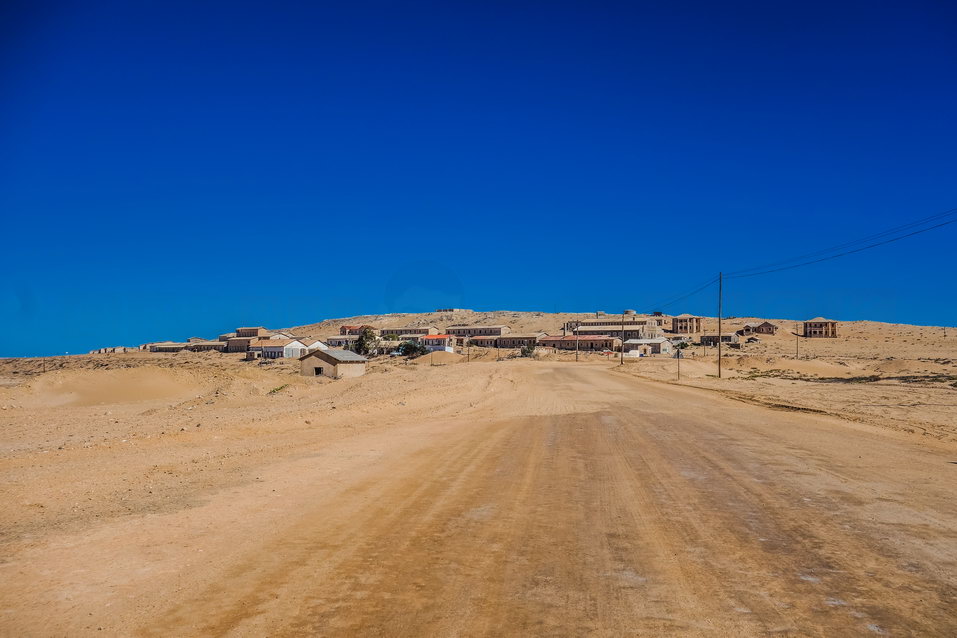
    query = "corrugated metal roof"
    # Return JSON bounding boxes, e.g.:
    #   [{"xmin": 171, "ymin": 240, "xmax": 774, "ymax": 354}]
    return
[{"xmin": 322, "ymin": 349, "xmax": 368, "ymax": 362}]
